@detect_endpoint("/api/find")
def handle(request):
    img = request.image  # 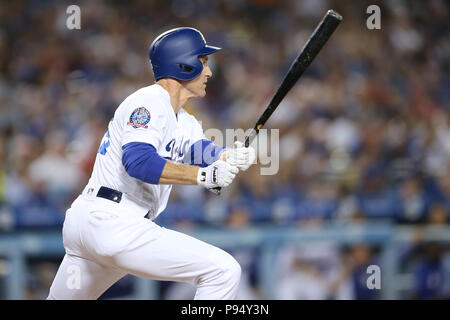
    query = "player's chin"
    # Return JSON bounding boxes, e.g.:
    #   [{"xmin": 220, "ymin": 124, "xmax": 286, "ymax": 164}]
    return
[{"xmin": 197, "ymin": 87, "xmax": 207, "ymax": 97}]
